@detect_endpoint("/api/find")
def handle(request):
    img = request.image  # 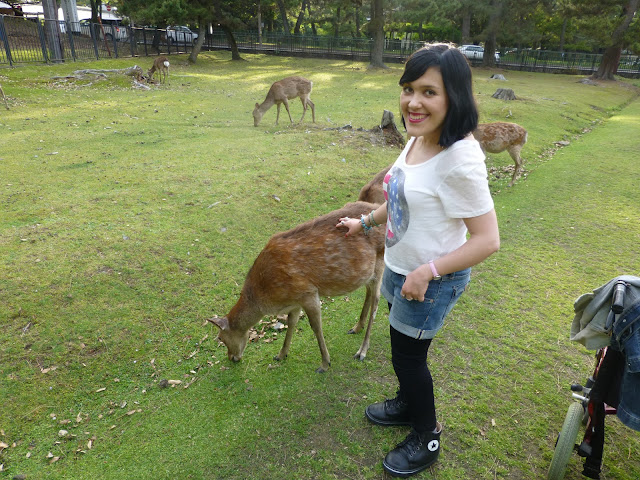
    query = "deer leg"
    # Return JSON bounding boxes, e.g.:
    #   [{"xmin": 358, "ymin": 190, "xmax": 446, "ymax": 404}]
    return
[
  {"xmin": 299, "ymin": 97, "xmax": 307, "ymax": 123},
  {"xmin": 302, "ymin": 297, "xmax": 331, "ymax": 373},
  {"xmin": 507, "ymin": 145, "xmax": 523, "ymax": 186},
  {"xmin": 275, "ymin": 307, "xmax": 302, "ymax": 362},
  {"xmin": 283, "ymin": 99, "xmax": 294, "ymax": 124},
  {"xmin": 307, "ymin": 99, "xmax": 315, "ymax": 123},
  {"xmin": 353, "ymin": 268, "xmax": 383, "ymax": 361},
  {"xmin": 0, "ymin": 84, "xmax": 8, "ymax": 110}
]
